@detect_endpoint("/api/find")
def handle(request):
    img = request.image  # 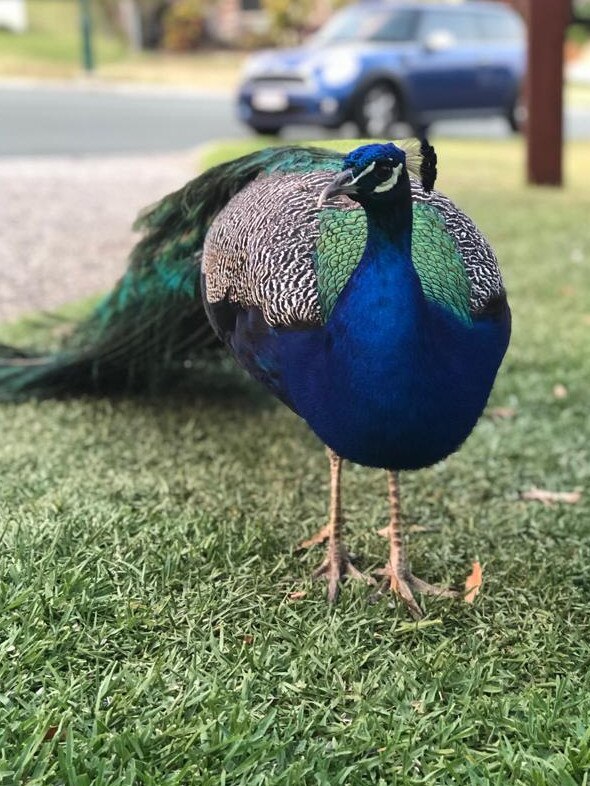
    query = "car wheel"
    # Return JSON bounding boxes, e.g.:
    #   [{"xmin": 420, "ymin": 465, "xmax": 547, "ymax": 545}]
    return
[
  {"xmin": 250, "ymin": 125, "xmax": 282, "ymax": 137},
  {"xmin": 355, "ymin": 83, "xmax": 402, "ymax": 138},
  {"xmin": 507, "ymin": 90, "xmax": 526, "ymax": 134}
]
